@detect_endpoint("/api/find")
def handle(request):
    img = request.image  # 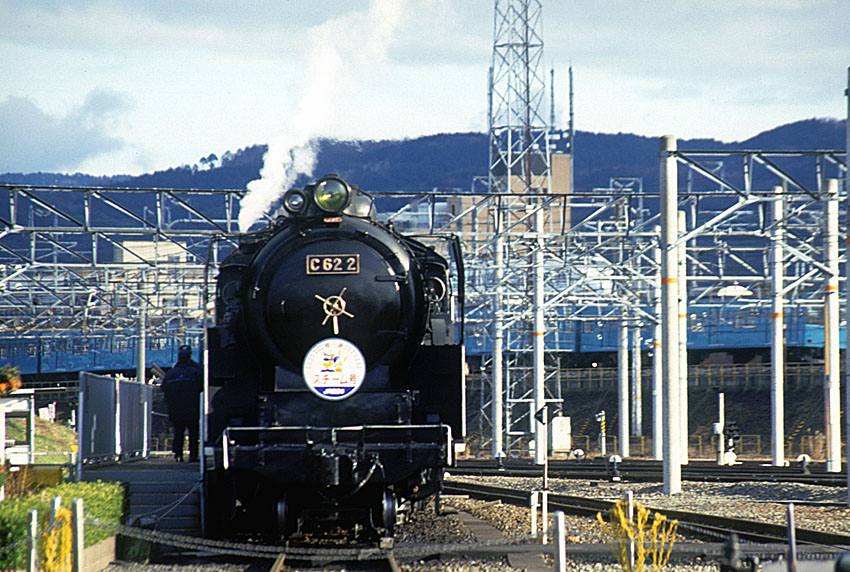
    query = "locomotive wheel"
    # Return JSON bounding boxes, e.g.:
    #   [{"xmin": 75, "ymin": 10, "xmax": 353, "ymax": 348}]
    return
[
  {"xmin": 276, "ymin": 497, "xmax": 289, "ymax": 536},
  {"xmin": 378, "ymin": 489, "xmax": 397, "ymax": 534}
]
